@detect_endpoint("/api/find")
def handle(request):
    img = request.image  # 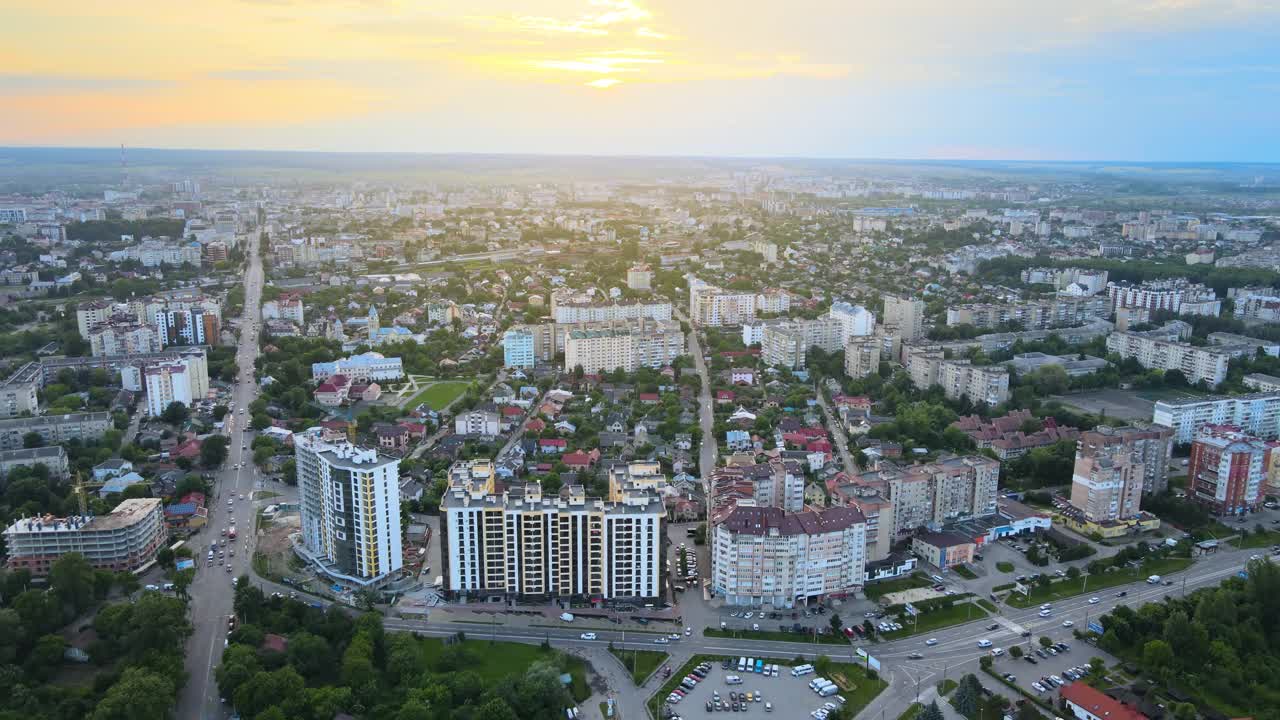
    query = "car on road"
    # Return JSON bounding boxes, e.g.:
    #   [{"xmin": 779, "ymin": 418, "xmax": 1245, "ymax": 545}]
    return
[
  {"xmin": 1116, "ymin": 591, "xmax": 1128, "ymax": 597},
  {"xmin": 685, "ymin": 627, "xmax": 692, "ymax": 636},
  {"xmin": 908, "ymin": 652, "xmax": 924, "ymax": 659},
  {"xmin": 977, "ymin": 639, "xmax": 992, "ymax": 648},
  {"xmin": 1031, "ymin": 682, "xmax": 1046, "ymax": 693},
  {"xmin": 925, "ymin": 638, "xmax": 938, "ymax": 646},
  {"xmin": 1062, "ymin": 620, "xmax": 1074, "ymax": 628},
  {"xmin": 580, "ymin": 632, "xmax": 597, "ymax": 640},
  {"xmin": 1024, "ymin": 656, "xmax": 1038, "ymax": 664},
  {"xmin": 1038, "ymin": 609, "xmax": 1052, "ymax": 617},
  {"xmin": 654, "ymin": 637, "xmax": 669, "ymax": 644},
  {"xmin": 1089, "ymin": 597, "xmax": 1100, "ymax": 604}
]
